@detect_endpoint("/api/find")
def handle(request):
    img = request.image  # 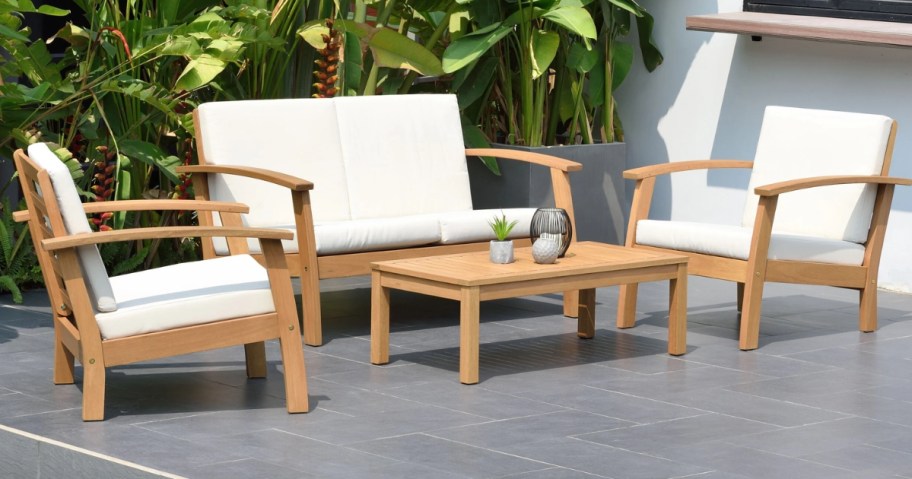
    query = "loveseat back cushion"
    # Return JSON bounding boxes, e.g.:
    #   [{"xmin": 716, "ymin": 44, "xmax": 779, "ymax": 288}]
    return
[
  {"xmin": 196, "ymin": 98, "xmax": 352, "ymax": 224},
  {"xmin": 27, "ymin": 143, "xmax": 117, "ymax": 312},
  {"xmin": 334, "ymin": 94, "xmax": 473, "ymax": 220},
  {"xmin": 741, "ymin": 106, "xmax": 893, "ymax": 243}
]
